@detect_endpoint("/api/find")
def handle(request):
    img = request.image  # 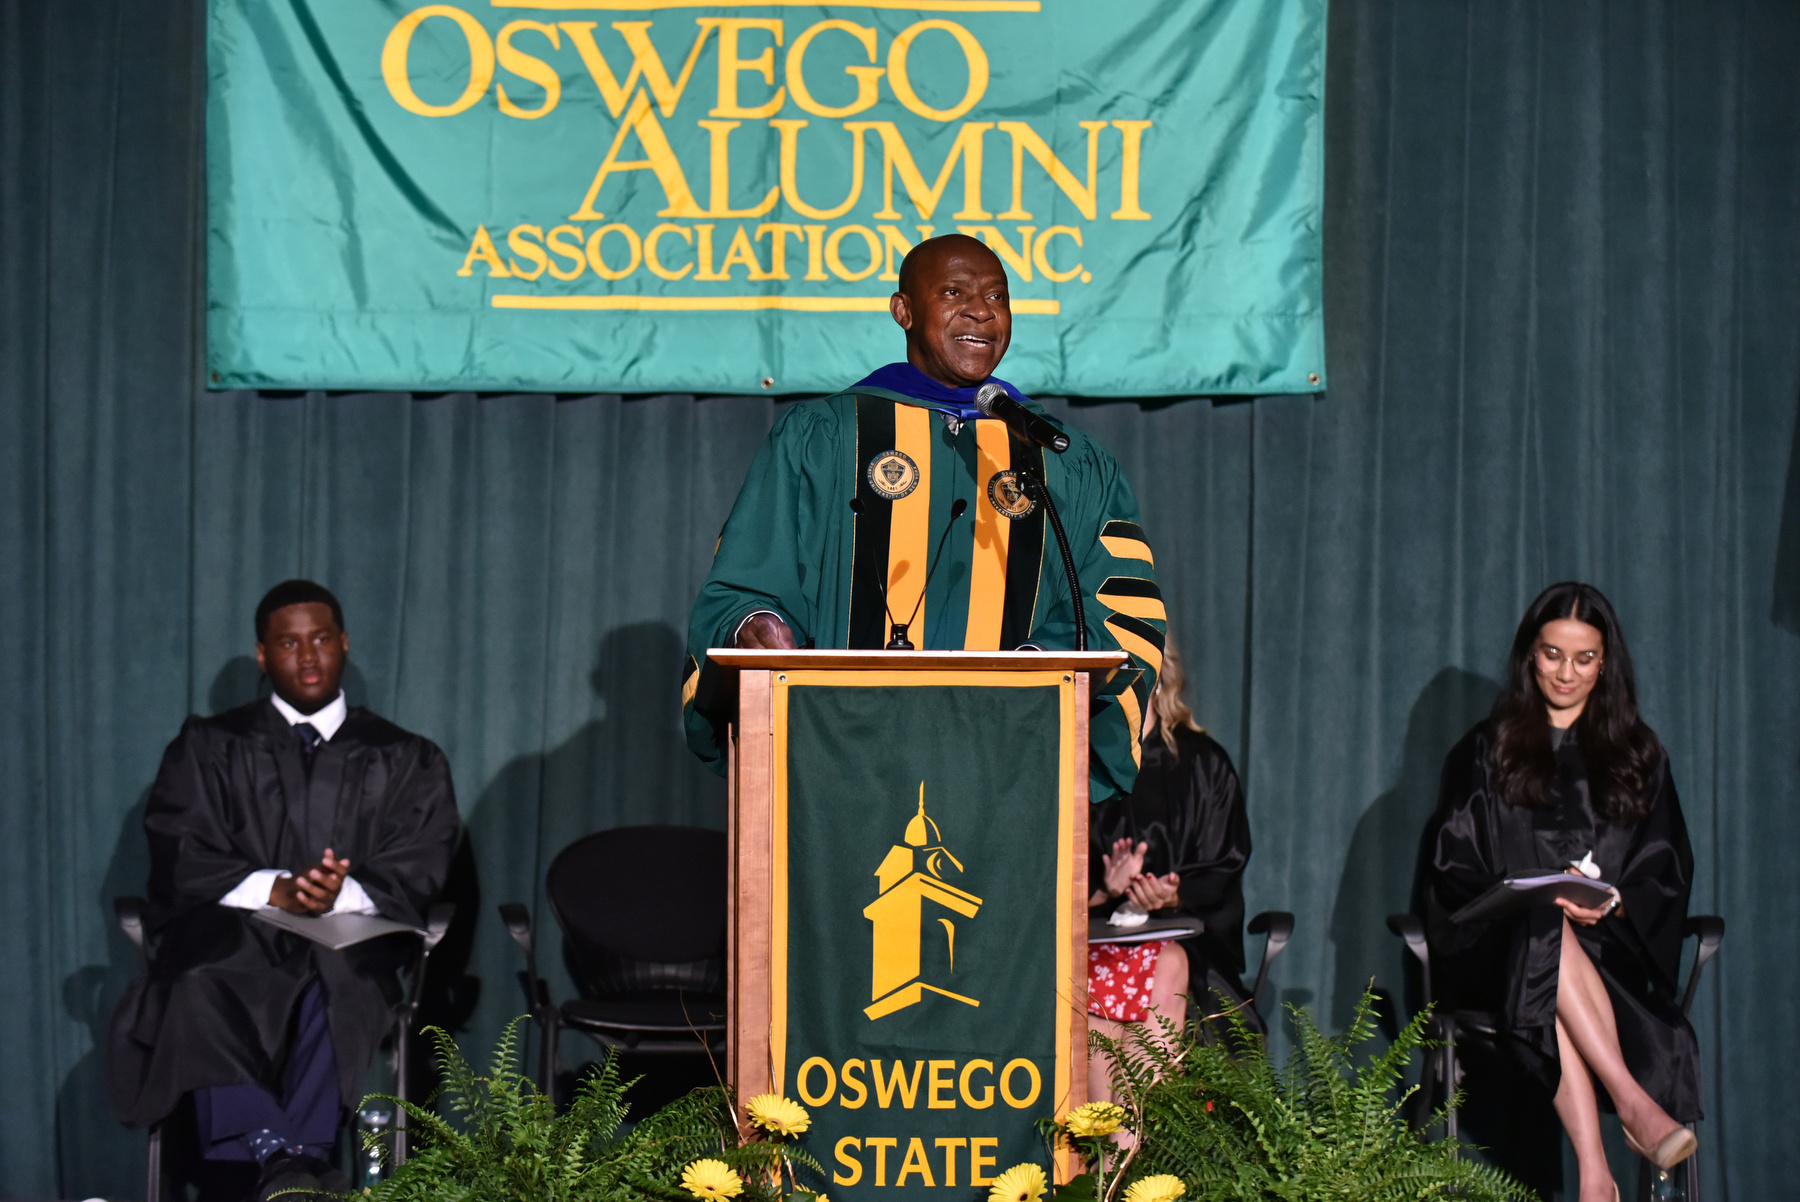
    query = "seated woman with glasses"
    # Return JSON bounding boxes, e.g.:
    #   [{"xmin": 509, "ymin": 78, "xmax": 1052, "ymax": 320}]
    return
[{"xmin": 1422, "ymin": 582, "xmax": 1699, "ymax": 1202}]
